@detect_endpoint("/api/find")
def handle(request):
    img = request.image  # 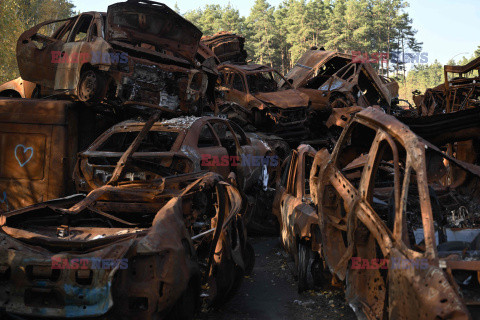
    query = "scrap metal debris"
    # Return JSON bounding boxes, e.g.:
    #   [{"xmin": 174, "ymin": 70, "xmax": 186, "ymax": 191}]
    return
[
  {"xmin": 2, "ymin": 1, "xmax": 480, "ymax": 319},
  {"xmin": 0, "ymin": 170, "xmax": 253, "ymax": 319},
  {"xmin": 414, "ymin": 56, "xmax": 480, "ymax": 116},
  {"xmin": 201, "ymin": 32, "xmax": 247, "ymax": 64}
]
